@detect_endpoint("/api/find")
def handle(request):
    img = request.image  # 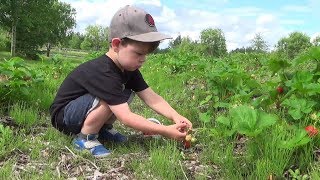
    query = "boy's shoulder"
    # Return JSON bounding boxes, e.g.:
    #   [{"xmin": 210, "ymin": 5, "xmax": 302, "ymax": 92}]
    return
[{"xmin": 77, "ymin": 55, "xmax": 112, "ymax": 70}]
